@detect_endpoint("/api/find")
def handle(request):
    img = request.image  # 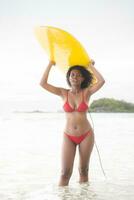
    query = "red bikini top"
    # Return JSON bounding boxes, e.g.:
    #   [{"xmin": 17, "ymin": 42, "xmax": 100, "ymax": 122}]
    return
[{"xmin": 63, "ymin": 90, "xmax": 89, "ymax": 112}]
